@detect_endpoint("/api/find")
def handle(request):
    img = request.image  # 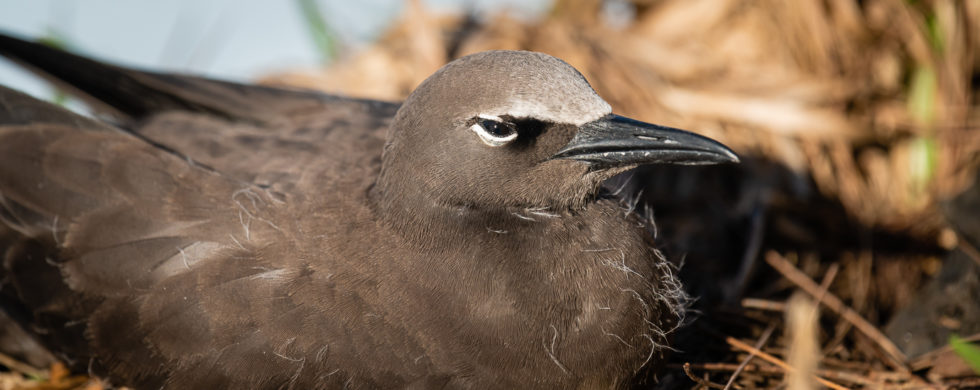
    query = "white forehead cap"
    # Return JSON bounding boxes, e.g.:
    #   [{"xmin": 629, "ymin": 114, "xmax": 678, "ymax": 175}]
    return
[
  {"xmin": 443, "ymin": 51, "xmax": 613, "ymax": 125},
  {"xmin": 484, "ymin": 95, "xmax": 611, "ymax": 126}
]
